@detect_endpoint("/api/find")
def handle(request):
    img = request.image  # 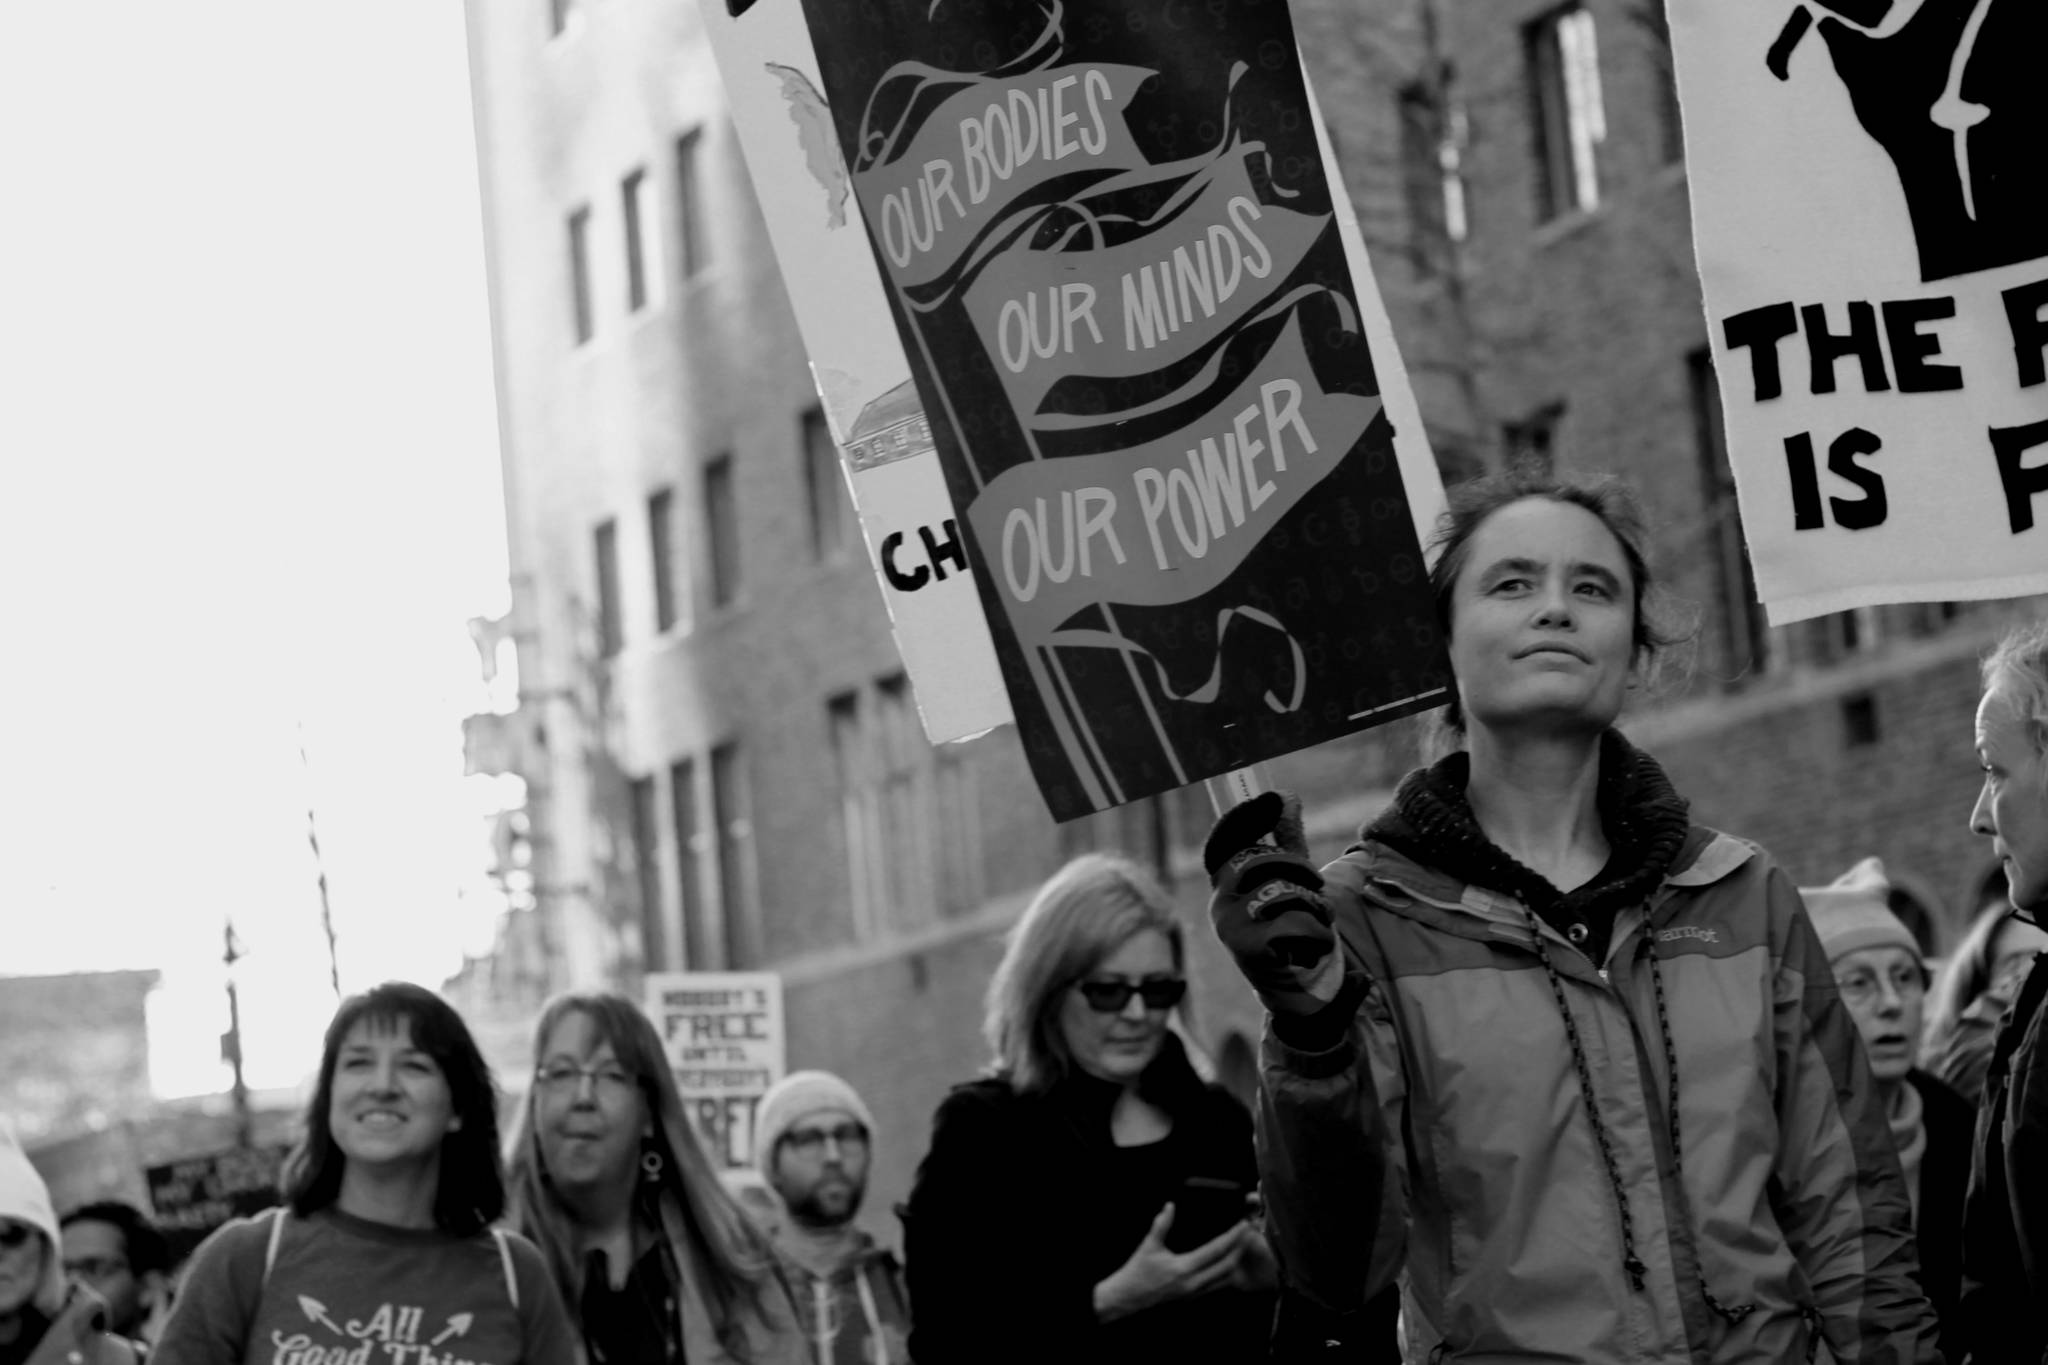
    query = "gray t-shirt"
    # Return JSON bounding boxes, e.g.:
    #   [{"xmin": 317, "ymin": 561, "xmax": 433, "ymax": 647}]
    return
[{"xmin": 155, "ymin": 1208, "xmax": 576, "ymax": 1365}]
